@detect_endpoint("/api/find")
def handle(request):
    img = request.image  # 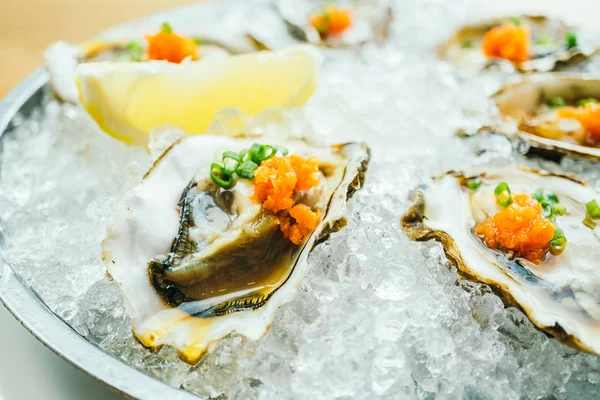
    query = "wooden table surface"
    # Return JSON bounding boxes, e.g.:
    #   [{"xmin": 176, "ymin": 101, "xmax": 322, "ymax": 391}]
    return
[{"xmin": 0, "ymin": 0, "xmax": 196, "ymax": 98}]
